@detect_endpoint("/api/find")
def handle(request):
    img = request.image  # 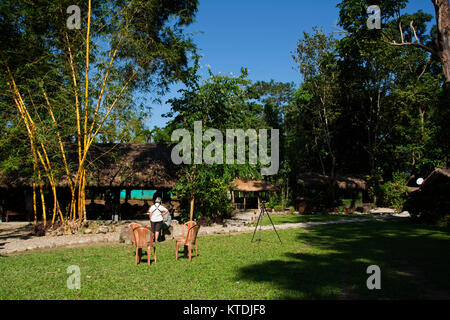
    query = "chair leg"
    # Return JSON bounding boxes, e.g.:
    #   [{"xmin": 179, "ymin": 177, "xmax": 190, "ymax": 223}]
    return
[
  {"xmin": 154, "ymin": 246, "xmax": 157, "ymax": 264},
  {"xmin": 195, "ymin": 243, "xmax": 198, "ymax": 258},
  {"xmin": 135, "ymin": 247, "xmax": 139, "ymax": 264},
  {"xmin": 188, "ymin": 244, "xmax": 192, "ymax": 261}
]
